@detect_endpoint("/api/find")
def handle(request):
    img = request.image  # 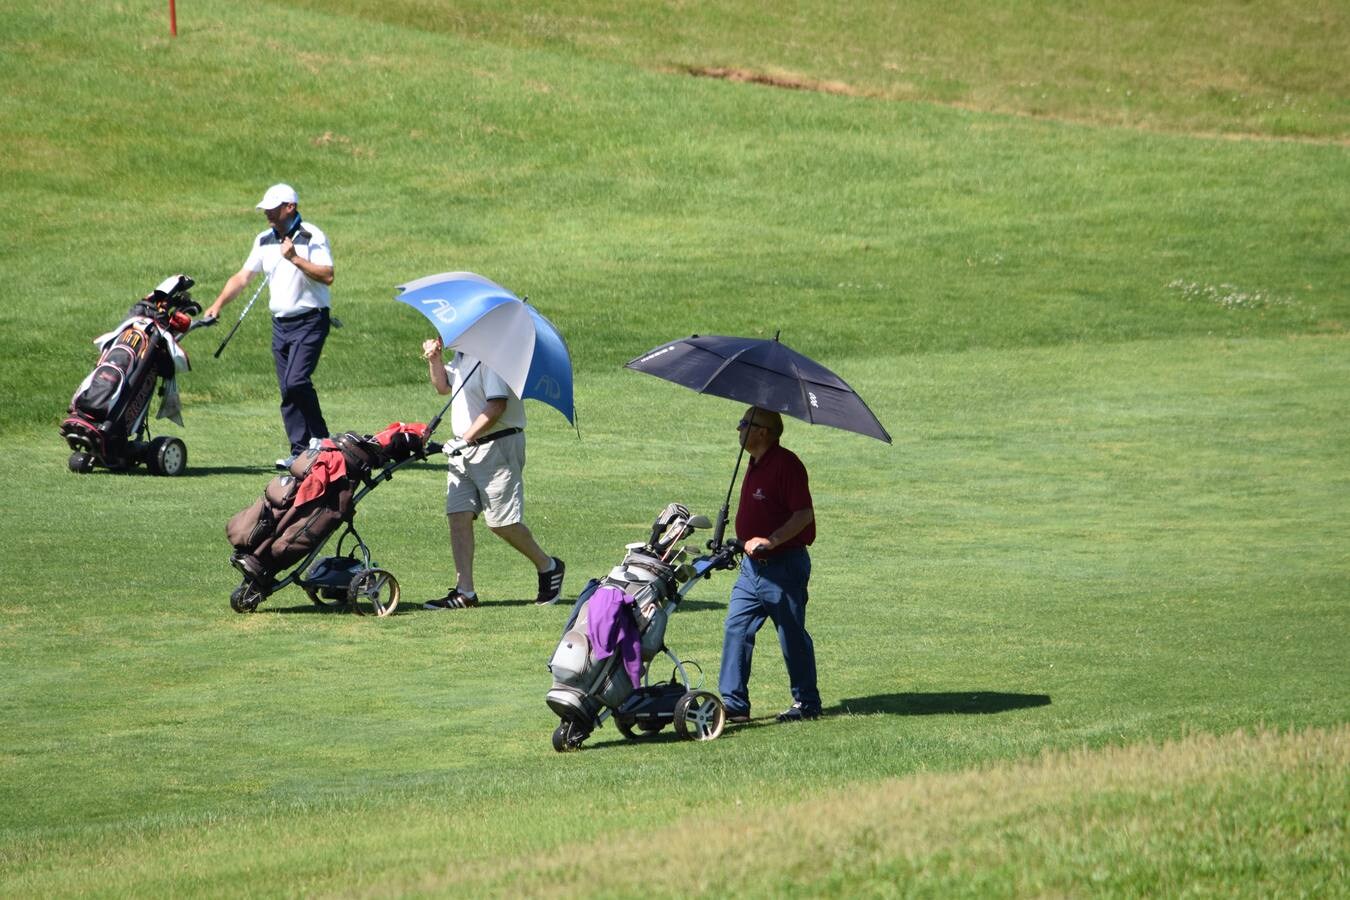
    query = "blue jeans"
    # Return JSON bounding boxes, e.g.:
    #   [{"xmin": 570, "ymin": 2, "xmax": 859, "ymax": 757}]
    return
[
  {"xmin": 718, "ymin": 548, "xmax": 818, "ymax": 715},
  {"xmin": 271, "ymin": 309, "xmax": 330, "ymax": 454}
]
